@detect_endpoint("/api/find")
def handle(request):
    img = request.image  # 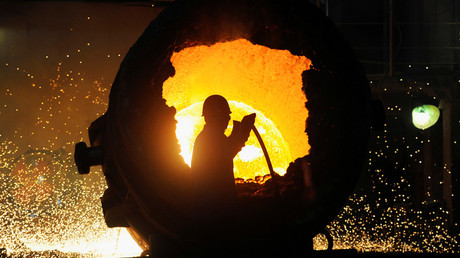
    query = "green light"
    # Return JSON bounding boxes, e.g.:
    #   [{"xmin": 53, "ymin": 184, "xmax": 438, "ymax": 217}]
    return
[{"xmin": 412, "ymin": 105, "xmax": 440, "ymax": 130}]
